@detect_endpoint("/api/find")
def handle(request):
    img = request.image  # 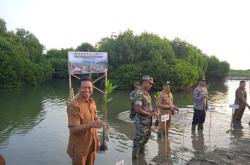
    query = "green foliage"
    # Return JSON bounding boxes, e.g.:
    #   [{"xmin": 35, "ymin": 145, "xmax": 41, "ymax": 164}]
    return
[
  {"xmin": 229, "ymin": 69, "xmax": 250, "ymax": 77},
  {"xmin": 98, "ymin": 31, "xmax": 207, "ymax": 90},
  {"xmin": 102, "ymin": 80, "xmax": 117, "ymax": 112},
  {"xmin": 0, "ymin": 18, "xmax": 7, "ymax": 35},
  {"xmin": 0, "ymin": 18, "xmax": 230, "ymax": 89},
  {"xmin": 0, "ymin": 18, "xmax": 53, "ymax": 88},
  {"xmin": 205, "ymin": 56, "xmax": 230, "ymax": 81},
  {"xmin": 47, "ymin": 58, "xmax": 68, "ymax": 78},
  {"xmin": 16, "ymin": 28, "xmax": 44, "ymax": 63},
  {"xmin": 76, "ymin": 42, "xmax": 96, "ymax": 51},
  {"xmin": 171, "ymin": 60, "xmax": 199, "ymax": 89},
  {"xmin": 154, "ymin": 91, "xmax": 161, "ymax": 99}
]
